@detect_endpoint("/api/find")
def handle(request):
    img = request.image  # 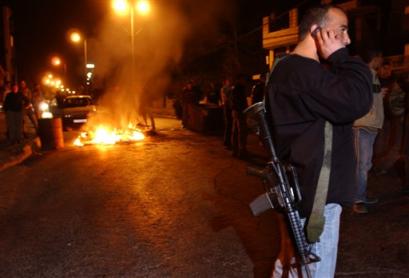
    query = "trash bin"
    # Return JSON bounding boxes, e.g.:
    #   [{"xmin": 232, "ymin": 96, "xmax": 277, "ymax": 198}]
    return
[
  {"xmin": 38, "ymin": 118, "xmax": 64, "ymax": 150},
  {"xmin": 184, "ymin": 104, "xmax": 223, "ymax": 134}
]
